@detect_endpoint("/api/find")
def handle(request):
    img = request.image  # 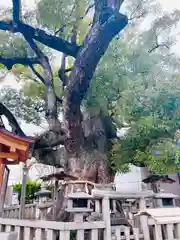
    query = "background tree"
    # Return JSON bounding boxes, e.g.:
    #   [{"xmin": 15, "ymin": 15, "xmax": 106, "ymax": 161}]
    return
[{"xmin": 13, "ymin": 180, "xmax": 41, "ymax": 203}]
